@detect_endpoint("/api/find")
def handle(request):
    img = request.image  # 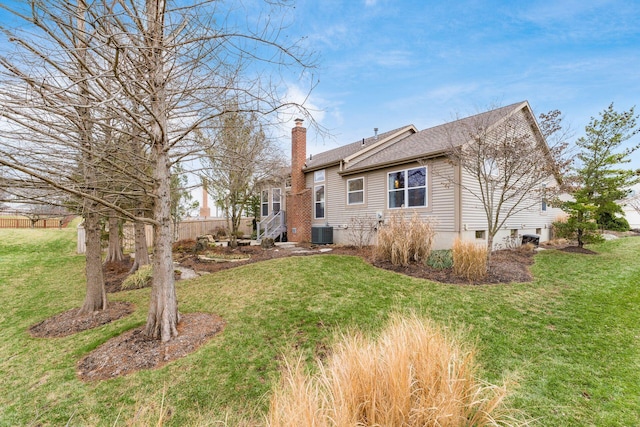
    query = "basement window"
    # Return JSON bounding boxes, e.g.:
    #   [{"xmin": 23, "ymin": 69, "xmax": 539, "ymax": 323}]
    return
[{"xmin": 475, "ymin": 230, "xmax": 486, "ymax": 239}]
